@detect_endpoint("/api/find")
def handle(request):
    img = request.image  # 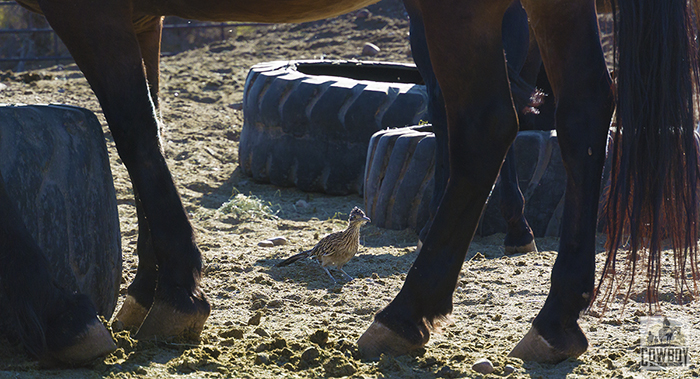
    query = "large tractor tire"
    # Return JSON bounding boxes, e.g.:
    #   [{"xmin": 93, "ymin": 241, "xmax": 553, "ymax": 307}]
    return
[
  {"xmin": 239, "ymin": 60, "xmax": 429, "ymax": 195},
  {"xmin": 365, "ymin": 126, "xmax": 567, "ymax": 238},
  {"xmin": 0, "ymin": 104, "xmax": 121, "ymax": 319}
]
